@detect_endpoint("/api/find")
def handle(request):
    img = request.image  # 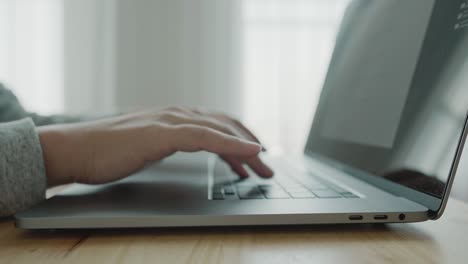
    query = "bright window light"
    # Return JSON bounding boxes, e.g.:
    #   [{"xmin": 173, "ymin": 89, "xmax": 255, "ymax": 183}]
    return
[
  {"xmin": 0, "ymin": 0, "xmax": 64, "ymax": 115},
  {"xmin": 241, "ymin": 0, "xmax": 350, "ymax": 154}
]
